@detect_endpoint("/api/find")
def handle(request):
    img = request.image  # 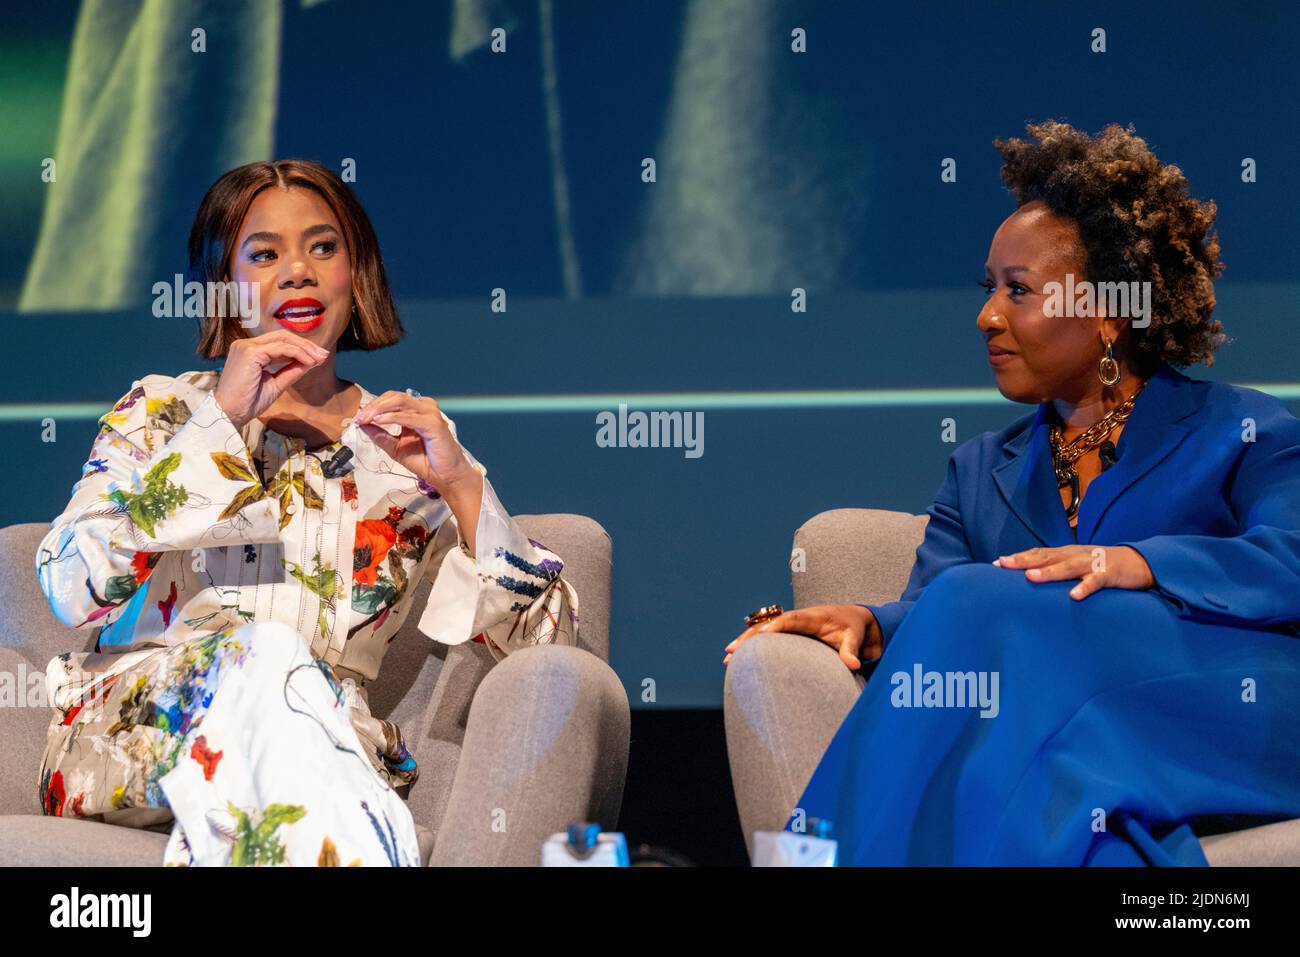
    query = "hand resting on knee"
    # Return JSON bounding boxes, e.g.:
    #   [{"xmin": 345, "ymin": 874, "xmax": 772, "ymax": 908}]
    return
[{"xmin": 724, "ymin": 604, "xmax": 881, "ymax": 671}]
